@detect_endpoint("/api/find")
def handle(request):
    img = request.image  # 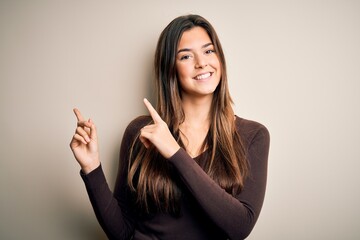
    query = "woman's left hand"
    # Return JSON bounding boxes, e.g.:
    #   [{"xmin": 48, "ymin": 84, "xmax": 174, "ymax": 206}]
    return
[{"xmin": 139, "ymin": 98, "xmax": 180, "ymax": 159}]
